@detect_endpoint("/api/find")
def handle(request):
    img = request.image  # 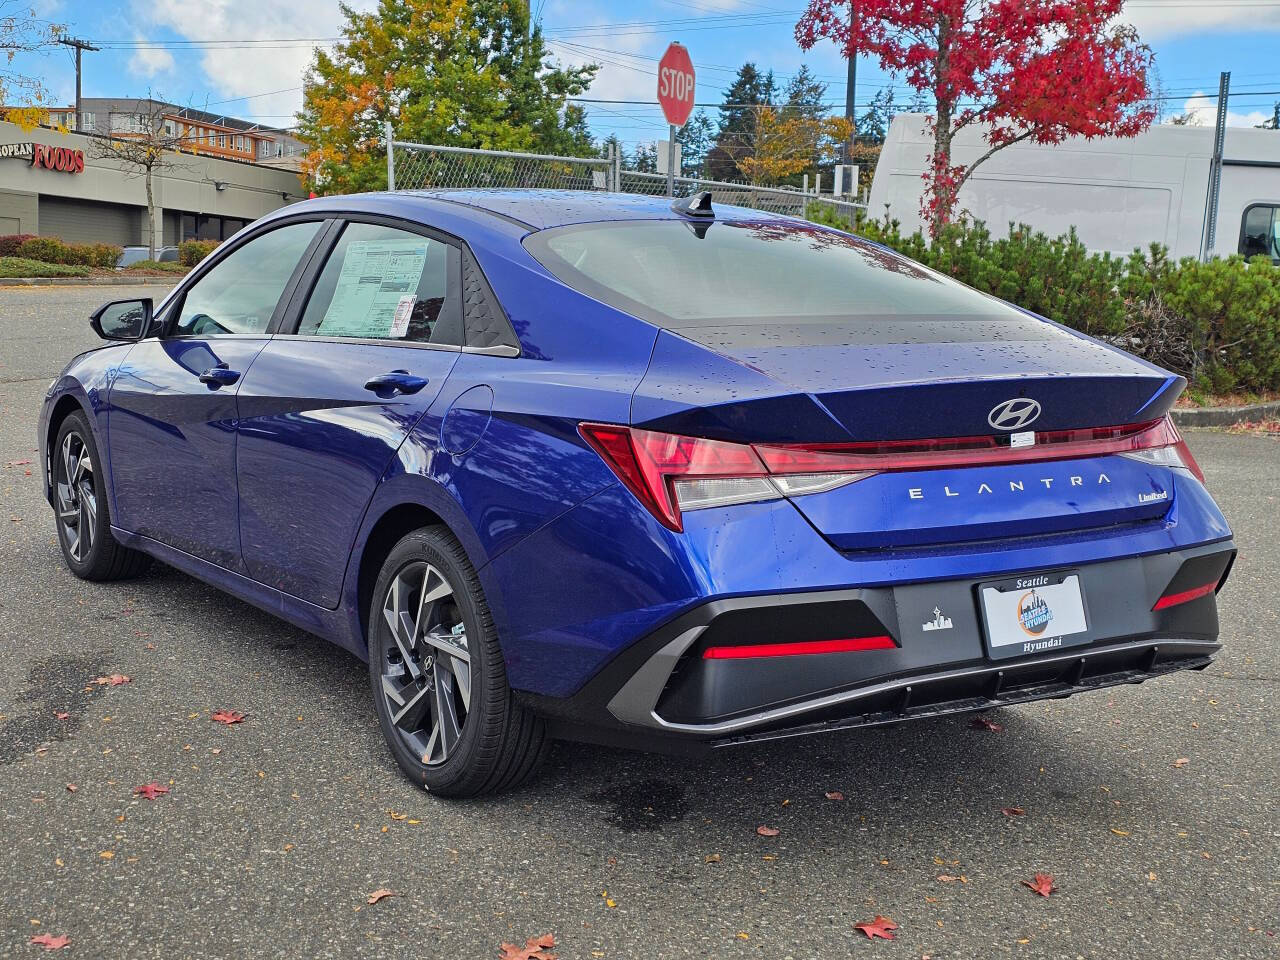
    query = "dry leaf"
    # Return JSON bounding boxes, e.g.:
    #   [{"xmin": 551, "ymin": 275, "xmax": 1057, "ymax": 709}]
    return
[
  {"xmin": 824, "ymin": 791, "xmax": 845, "ymax": 801},
  {"xmin": 99, "ymin": 851, "xmax": 114, "ymax": 859},
  {"xmin": 29, "ymin": 934, "xmax": 70, "ymax": 950},
  {"xmin": 969, "ymin": 715, "xmax": 1003, "ymax": 732},
  {"xmin": 54, "ymin": 712, "xmax": 70, "ymax": 720},
  {"xmin": 498, "ymin": 933, "xmax": 557, "ymax": 960},
  {"xmin": 1022, "ymin": 873, "xmax": 1055, "ymax": 897},
  {"xmin": 133, "ymin": 782, "xmax": 169, "ymax": 800},
  {"xmin": 936, "ymin": 874, "xmax": 968, "ymax": 883},
  {"xmin": 704, "ymin": 853, "xmax": 721, "ymax": 863},
  {"xmin": 211, "ymin": 710, "xmax": 246, "ymax": 725},
  {"xmin": 93, "ymin": 674, "xmax": 131, "ymax": 686},
  {"xmin": 756, "ymin": 825, "xmax": 779, "ymax": 837},
  {"xmin": 65, "ymin": 784, "xmax": 77, "ymax": 793},
  {"xmin": 1001, "ymin": 806, "xmax": 1026, "ymax": 817},
  {"xmin": 854, "ymin": 916, "xmax": 898, "ymax": 940},
  {"xmin": 1172, "ymin": 757, "xmax": 1190, "ymax": 768},
  {"xmin": 1110, "ymin": 828, "xmax": 1130, "ymax": 837},
  {"xmin": 366, "ymin": 888, "xmax": 394, "ymax": 905}
]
